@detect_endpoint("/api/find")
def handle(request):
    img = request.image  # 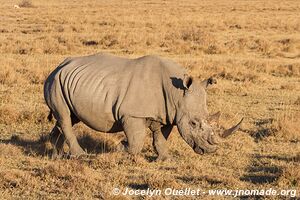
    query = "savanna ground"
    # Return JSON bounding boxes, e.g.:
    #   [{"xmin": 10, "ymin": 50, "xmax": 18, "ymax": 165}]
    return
[{"xmin": 0, "ymin": 0, "xmax": 300, "ymax": 199}]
